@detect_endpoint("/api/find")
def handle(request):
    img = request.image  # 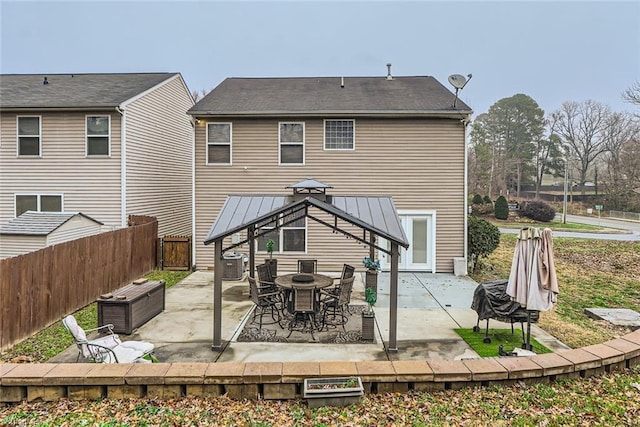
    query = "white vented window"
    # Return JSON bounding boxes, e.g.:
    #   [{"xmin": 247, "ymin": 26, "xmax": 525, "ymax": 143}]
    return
[
  {"xmin": 206, "ymin": 123, "xmax": 232, "ymax": 165},
  {"xmin": 17, "ymin": 116, "xmax": 41, "ymax": 156},
  {"xmin": 279, "ymin": 122, "xmax": 304, "ymax": 165}
]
